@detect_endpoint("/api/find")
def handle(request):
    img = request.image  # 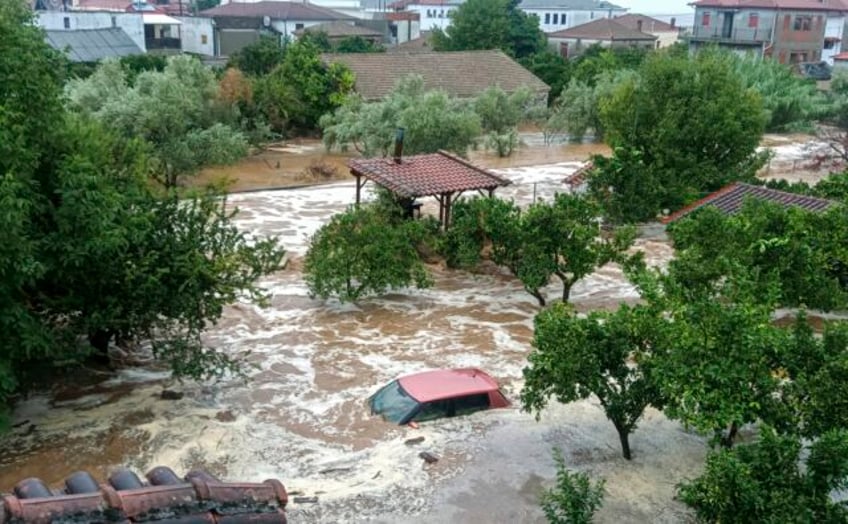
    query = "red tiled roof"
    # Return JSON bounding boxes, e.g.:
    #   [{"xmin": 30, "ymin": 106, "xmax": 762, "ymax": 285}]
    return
[
  {"xmin": 200, "ymin": 1, "xmax": 353, "ymax": 20},
  {"xmin": 834, "ymin": 51, "xmax": 848, "ymax": 60},
  {"xmin": 689, "ymin": 0, "xmax": 848, "ymax": 11},
  {"xmin": 662, "ymin": 182, "xmax": 838, "ymax": 223},
  {"xmin": 0, "ymin": 466, "xmax": 287, "ymax": 523},
  {"xmin": 614, "ymin": 13, "xmax": 679, "ymax": 32},
  {"xmin": 548, "ymin": 18, "xmax": 657, "ymax": 41},
  {"xmin": 349, "ymin": 151, "xmax": 511, "ymax": 198},
  {"xmin": 563, "ymin": 162, "xmax": 592, "ymax": 188}
]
